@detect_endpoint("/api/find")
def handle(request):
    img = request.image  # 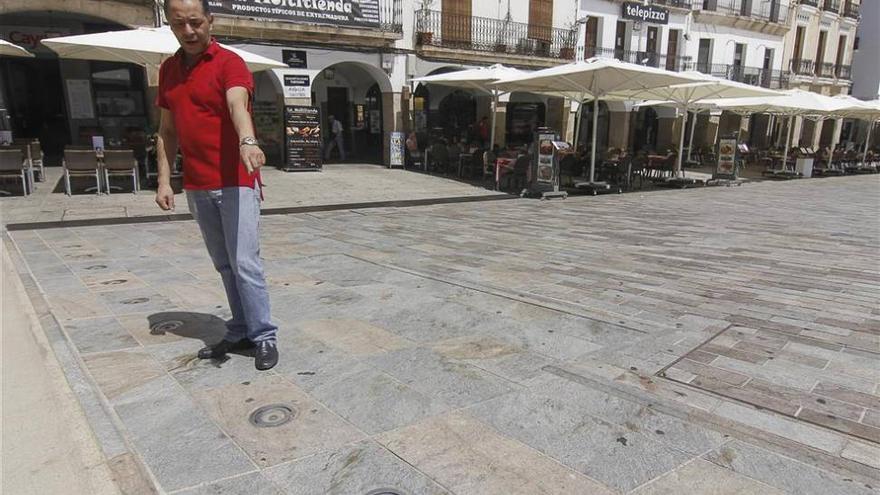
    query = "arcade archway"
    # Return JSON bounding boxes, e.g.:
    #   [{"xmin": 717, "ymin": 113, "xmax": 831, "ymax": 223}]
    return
[
  {"xmin": 313, "ymin": 61, "xmax": 391, "ymax": 164},
  {"xmin": 1, "ymin": 12, "xmax": 148, "ymax": 165}
]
